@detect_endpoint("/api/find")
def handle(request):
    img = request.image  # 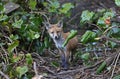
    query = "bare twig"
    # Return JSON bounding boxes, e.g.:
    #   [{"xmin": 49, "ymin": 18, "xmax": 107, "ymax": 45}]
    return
[
  {"xmin": 30, "ymin": 11, "xmax": 46, "ymax": 15},
  {"xmin": 100, "ymin": 36, "xmax": 120, "ymax": 44},
  {"xmin": 28, "ymin": 40, "xmax": 33, "ymax": 52},
  {"xmin": 103, "ymin": 26, "xmax": 120, "ymax": 35},
  {"xmin": 87, "ymin": 23, "xmax": 103, "ymax": 32},
  {"xmin": 31, "ymin": 53, "xmax": 46, "ymax": 64},
  {"xmin": 0, "ymin": 70, "xmax": 9, "ymax": 79},
  {"xmin": 40, "ymin": 27, "xmax": 46, "ymax": 41},
  {"xmin": 58, "ymin": 60, "xmax": 103, "ymax": 75},
  {"xmin": 40, "ymin": 66, "xmax": 55, "ymax": 74},
  {"xmin": 33, "ymin": 62, "xmax": 38, "ymax": 76},
  {"xmin": 110, "ymin": 49, "xmax": 120, "ymax": 79},
  {"xmin": 0, "ymin": 46, "xmax": 9, "ymax": 64}
]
